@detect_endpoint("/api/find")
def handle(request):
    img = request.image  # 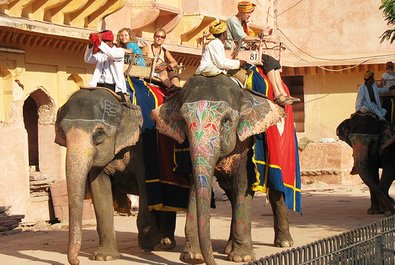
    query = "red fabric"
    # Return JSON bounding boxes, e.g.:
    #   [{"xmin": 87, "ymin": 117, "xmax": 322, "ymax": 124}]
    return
[
  {"xmin": 89, "ymin": 34, "xmax": 101, "ymax": 48},
  {"xmin": 256, "ymin": 67, "xmax": 297, "ymax": 189},
  {"xmin": 100, "ymin": 30, "xmax": 114, "ymax": 42},
  {"xmin": 242, "ymin": 21, "xmax": 250, "ymax": 36},
  {"xmin": 278, "ymin": 83, "xmax": 298, "ymax": 188},
  {"xmin": 145, "ymin": 82, "xmax": 165, "ymax": 105}
]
